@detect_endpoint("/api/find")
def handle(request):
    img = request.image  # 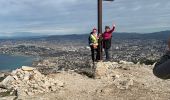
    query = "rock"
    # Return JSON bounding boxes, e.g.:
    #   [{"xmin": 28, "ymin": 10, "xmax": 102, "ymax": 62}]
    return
[
  {"xmin": 94, "ymin": 62, "xmax": 134, "ymax": 90},
  {"xmin": 22, "ymin": 66, "xmax": 35, "ymax": 71},
  {"xmin": 95, "ymin": 62, "xmax": 123, "ymax": 79},
  {"xmin": 0, "ymin": 96, "xmax": 17, "ymax": 100},
  {"xmin": 0, "ymin": 67, "xmax": 64, "ymax": 98},
  {"xmin": 119, "ymin": 60, "xmax": 134, "ymax": 65},
  {"xmin": 23, "ymin": 71, "xmax": 31, "ymax": 81},
  {"xmin": 0, "ymin": 73, "xmax": 5, "ymax": 78},
  {"xmin": 111, "ymin": 62, "xmax": 119, "ymax": 65},
  {"xmin": 0, "ymin": 89, "xmax": 16, "ymax": 98},
  {"xmin": 11, "ymin": 70, "xmax": 18, "ymax": 76},
  {"xmin": 12, "ymin": 75, "xmax": 18, "ymax": 81},
  {"xmin": 51, "ymin": 86, "xmax": 58, "ymax": 91},
  {"xmin": 0, "ymin": 73, "xmax": 5, "ymax": 82},
  {"xmin": 0, "ymin": 88, "xmax": 8, "ymax": 93},
  {"xmin": 0, "ymin": 76, "xmax": 15, "ymax": 89},
  {"xmin": 95, "ymin": 62, "xmax": 109, "ymax": 79},
  {"xmin": 26, "ymin": 91, "xmax": 34, "ymax": 96},
  {"xmin": 113, "ymin": 77, "xmax": 134, "ymax": 90},
  {"xmin": 56, "ymin": 80, "xmax": 64, "ymax": 87}
]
